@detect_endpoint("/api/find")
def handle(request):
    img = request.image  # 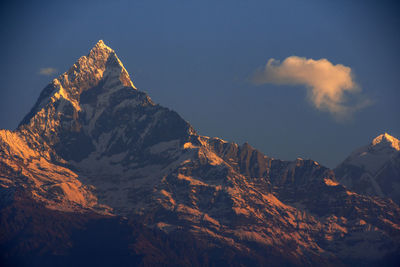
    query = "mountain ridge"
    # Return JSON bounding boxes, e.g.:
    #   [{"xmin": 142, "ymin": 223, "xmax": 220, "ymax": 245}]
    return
[{"xmin": 1, "ymin": 40, "xmax": 400, "ymax": 266}]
